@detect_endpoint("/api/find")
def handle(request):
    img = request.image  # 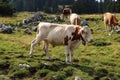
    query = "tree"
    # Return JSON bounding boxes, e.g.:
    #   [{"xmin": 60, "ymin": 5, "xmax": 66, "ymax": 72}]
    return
[
  {"xmin": 72, "ymin": 0, "xmax": 98, "ymax": 14},
  {"xmin": 6, "ymin": 0, "xmax": 120, "ymax": 14},
  {"xmin": 116, "ymin": 0, "xmax": 120, "ymax": 12},
  {"xmin": 0, "ymin": 0, "xmax": 15, "ymax": 16}
]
